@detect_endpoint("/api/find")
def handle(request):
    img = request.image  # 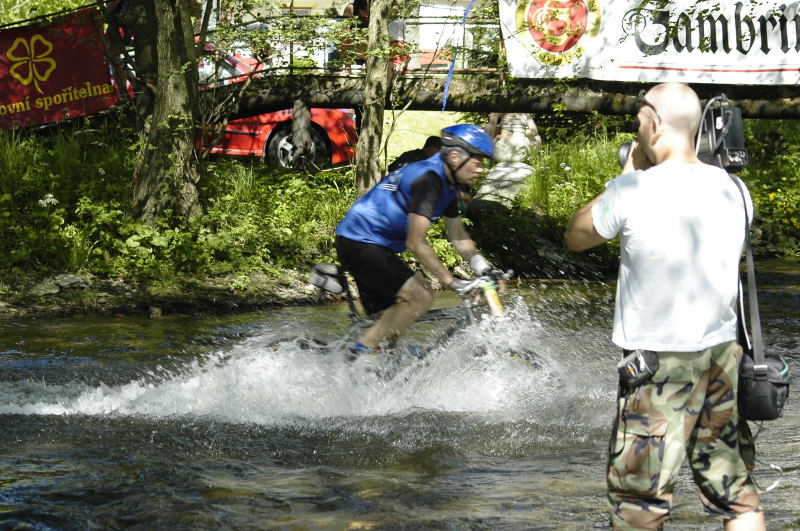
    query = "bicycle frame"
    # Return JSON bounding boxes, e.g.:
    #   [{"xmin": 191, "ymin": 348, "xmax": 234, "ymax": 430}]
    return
[{"xmin": 309, "ymin": 262, "xmax": 511, "ymax": 337}]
